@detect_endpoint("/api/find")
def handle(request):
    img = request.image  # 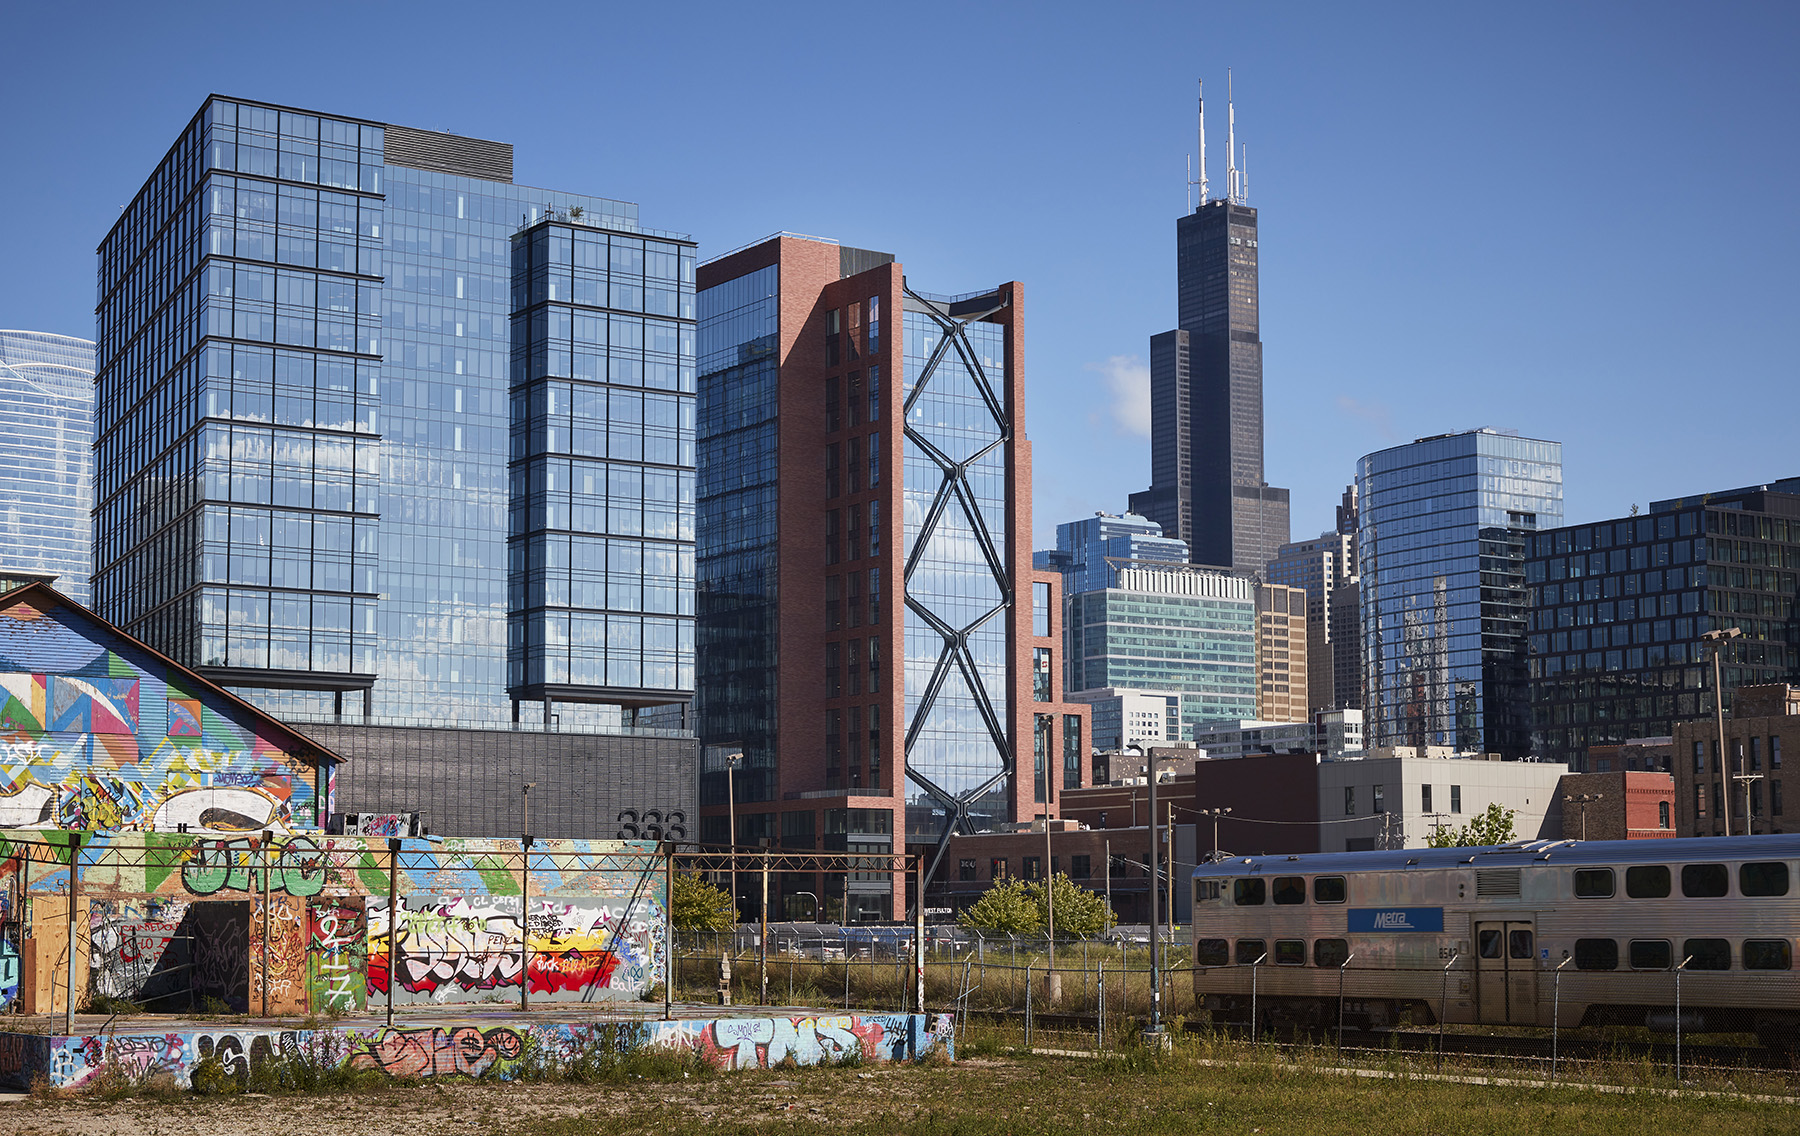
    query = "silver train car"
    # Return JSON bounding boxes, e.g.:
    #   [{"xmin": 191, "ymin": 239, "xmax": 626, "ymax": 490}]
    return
[{"xmin": 1190, "ymin": 835, "xmax": 1800, "ymax": 1043}]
